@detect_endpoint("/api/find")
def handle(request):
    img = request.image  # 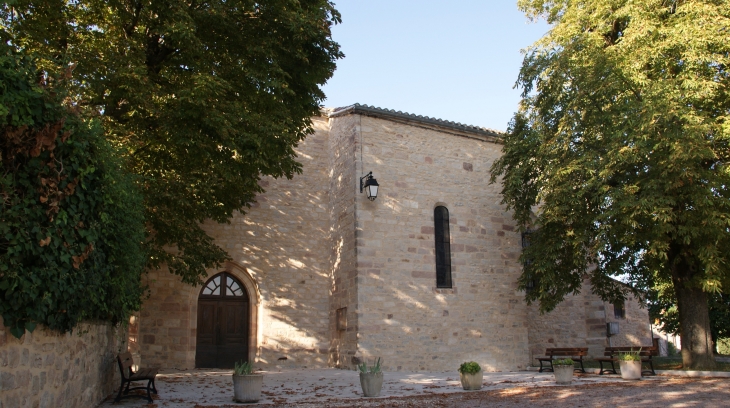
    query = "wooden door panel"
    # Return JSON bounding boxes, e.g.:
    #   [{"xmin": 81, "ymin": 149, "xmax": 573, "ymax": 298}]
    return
[
  {"xmin": 219, "ymin": 302, "xmax": 248, "ymax": 367},
  {"xmin": 197, "ymin": 302, "xmax": 217, "ymax": 342},
  {"xmin": 223, "ymin": 302, "xmax": 249, "ymax": 344},
  {"xmin": 195, "ymin": 301, "xmax": 218, "ymax": 367}
]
